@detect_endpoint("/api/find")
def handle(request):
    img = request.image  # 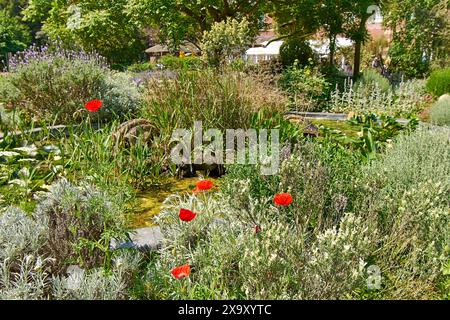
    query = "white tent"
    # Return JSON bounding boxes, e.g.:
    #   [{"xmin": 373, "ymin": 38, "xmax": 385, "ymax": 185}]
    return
[
  {"xmin": 245, "ymin": 37, "xmax": 354, "ymax": 64},
  {"xmin": 308, "ymin": 38, "xmax": 354, "ymax": 57},
  {"xmin": 245, "ymin": 41, "xmax": 284, "ymax": 63}
]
